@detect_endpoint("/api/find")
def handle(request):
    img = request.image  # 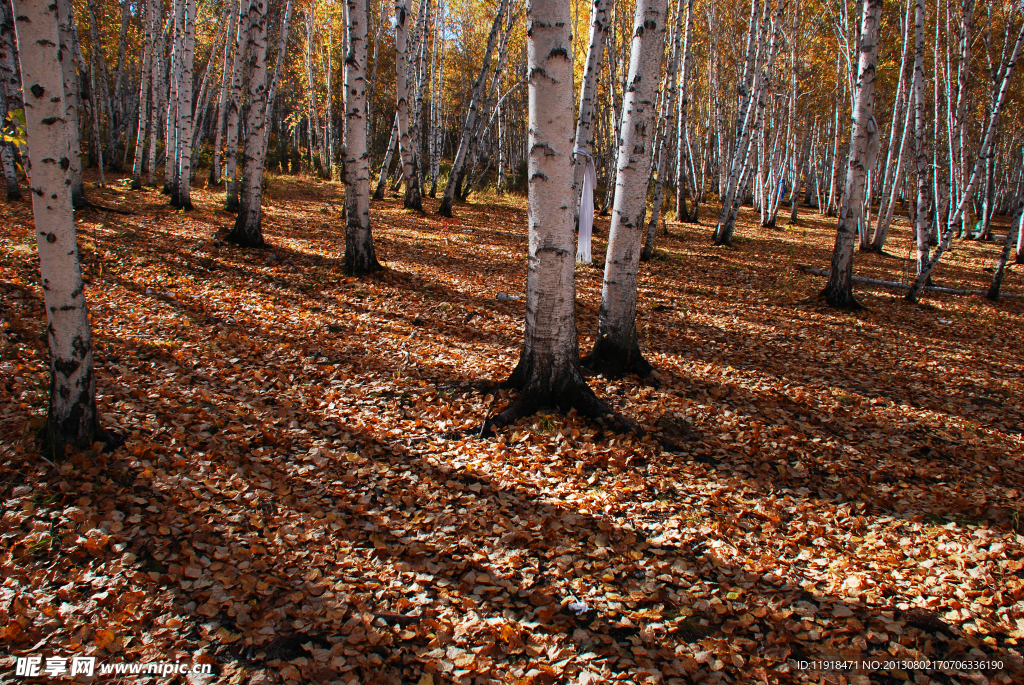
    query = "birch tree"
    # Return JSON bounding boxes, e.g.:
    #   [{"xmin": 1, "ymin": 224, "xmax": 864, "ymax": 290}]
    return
[
  {"xmin": 224, "ymin": 0, "xmax": 247, "ymax": 211},
  {"xmin": 228, "ymin": 0, "xmax": 271, "ymax": 247},
  {"xmin": 13, "ymin": 0, "xmax": 98, "ymax": 455},
  {"xmin": 823, "ymin": 0, "xmax": 882, "ymax": 308},
  {"xmin": 343, "ymin": 0, "xmax": 379, "ymax": 274},
  {"xmin": 482, "ymin": 0, "xmax": 614, "ymax": 433},
  {"xmin": 0, "ymin": 0, "xmax": 21, "ymax": 199},
  {"xmin": 674, "ymin": 0, "xmax": 696, "ymax": 223},
  {"xmin": 210, "ymin": 2, "xmax": 239, "ymax": 185},
  {"xmin": 393, "ymin": 0, "xmax": 422, "ymax": 211},
  {"xmin": 130, "ymin": 0, "xmax": 155, "ymax": 190},
  {"xmin": 584, "ymin": 0, "xmax": 667, "ymax": 378},
  {"xmin": 906, "ymin": 17, "xmax": 1024, "ymax": 302},
  {"xmin": 987, "ymin": 157, "xmax": 1022, "ymax": 301},
  {"xmin": 173, "ymin": 0, "xmax": 197, "ymax": 209},
  {"xmin": 572, "ymin": 0, "xmax": 611, "ymax": 223},
  {"xmin": 642, "ymin": 0, "xmax": 688, "ymax": 260},
  {"xmin": 436, "ymin": 0, "xmax": 507, "ymax": 216},
  {"xmin": 56, "ymin": 0, "xmax": 84, "ymax": 207}
]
